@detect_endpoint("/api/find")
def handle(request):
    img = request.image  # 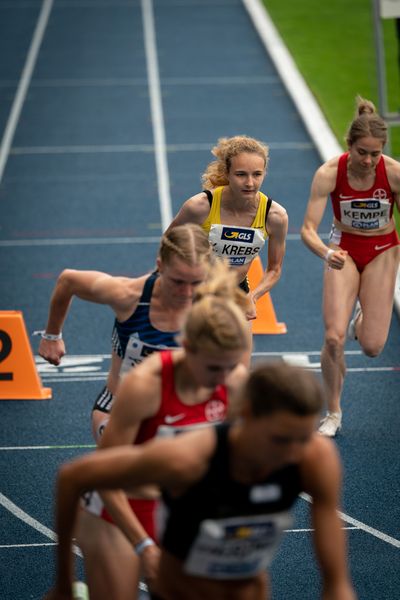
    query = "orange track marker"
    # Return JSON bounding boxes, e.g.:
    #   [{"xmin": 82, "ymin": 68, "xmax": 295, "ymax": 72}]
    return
[
  {"xmin": 0, "ymin": 311, "xmax": 52, "ymax": 399},
  {"xmin": 247, "ymin": 256, "xmax": 287, "ymax": 334}
]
